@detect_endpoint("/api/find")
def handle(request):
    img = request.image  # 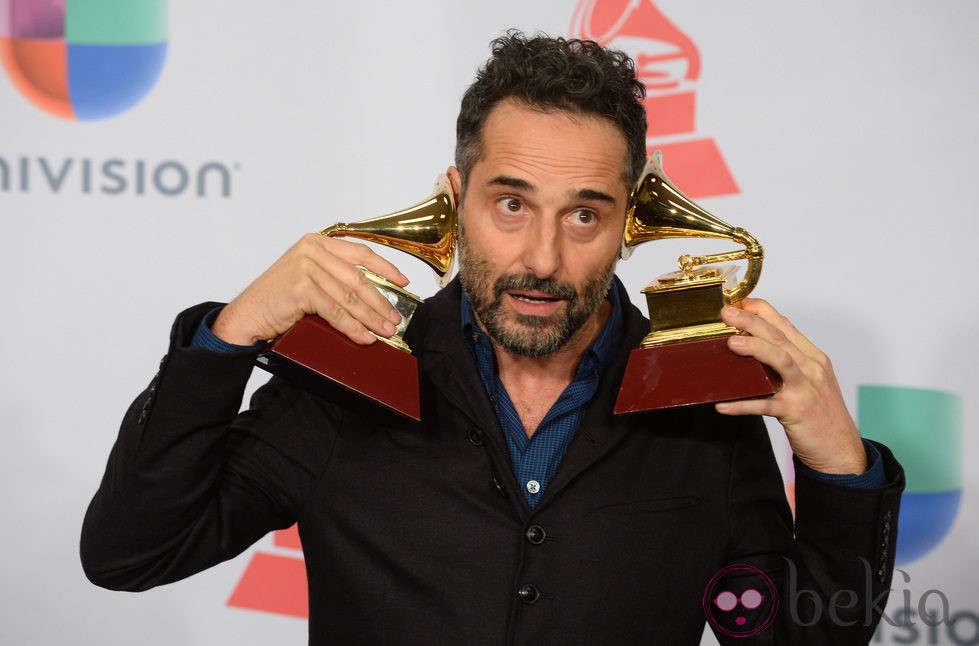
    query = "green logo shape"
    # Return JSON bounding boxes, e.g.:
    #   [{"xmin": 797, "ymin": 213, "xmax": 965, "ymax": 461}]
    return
[
  {"xmin": 66, "ymin": 0, "xmax": 168, "ymax": 45},
  {"xmin": 857, "ymin": 385, "xmax": 961, "ymax": 493}
]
